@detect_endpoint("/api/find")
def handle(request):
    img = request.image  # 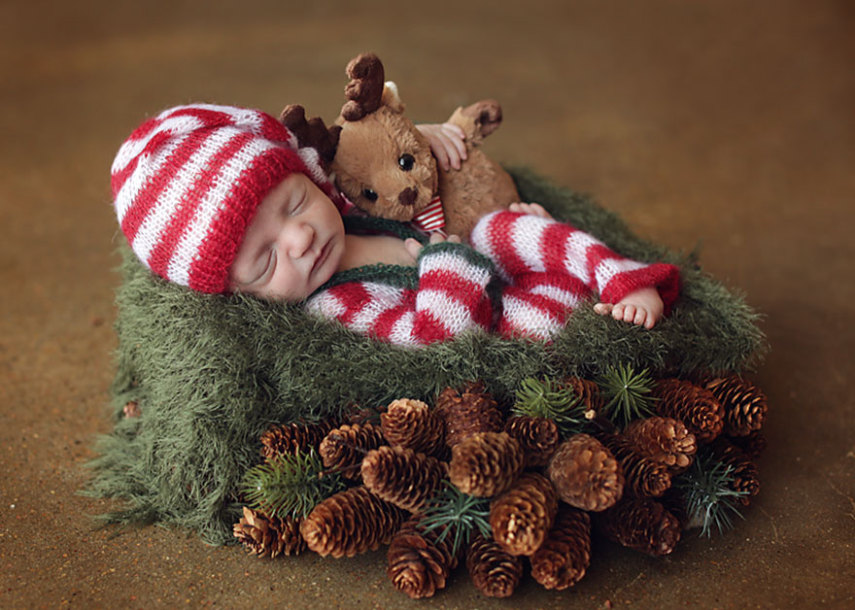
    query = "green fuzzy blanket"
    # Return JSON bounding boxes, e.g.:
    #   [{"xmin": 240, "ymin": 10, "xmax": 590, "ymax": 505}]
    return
[{"xmin": 87, "ymin": 168, "xmax": 765, "ymax": 544}]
